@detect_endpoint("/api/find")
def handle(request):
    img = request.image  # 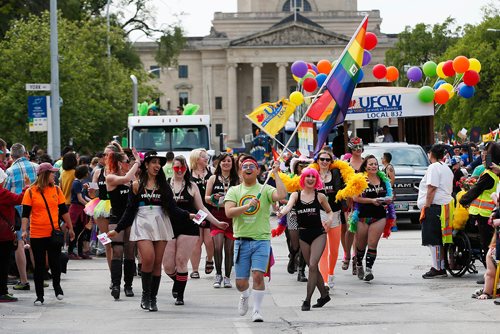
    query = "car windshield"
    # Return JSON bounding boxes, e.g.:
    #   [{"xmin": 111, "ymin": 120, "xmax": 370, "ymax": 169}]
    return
[
  {"xmin": 132, "ymin": 125, "xmax": 209, "ymax": 151},
  {"xmin": 362, "ymin": 146, "xmax": 429, "ymax": 167}
]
